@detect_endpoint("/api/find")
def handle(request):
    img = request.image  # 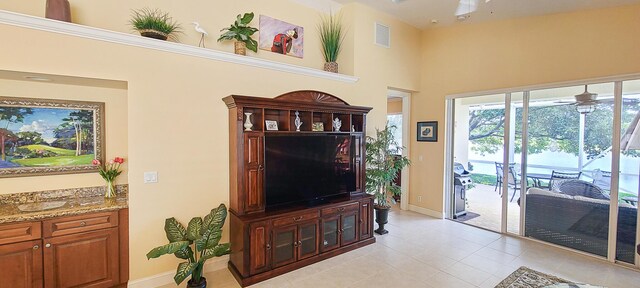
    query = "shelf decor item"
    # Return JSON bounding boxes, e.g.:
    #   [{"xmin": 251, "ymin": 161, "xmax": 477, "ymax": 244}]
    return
[
  {"xmin": 259, "ymin": 15, "xmax": 304, "ymax": 58},
  {"xmin": 294, "ymin": 111, "xmax": 303, "ymax": 131},
  {"xmin": 130, "ymin": 8, "xmax": 181, "ymax": 41},
  {"xmin": 366, "ymin": 125, "xmax": 410, "ymax": 234},
  {"xmin": 265, "ymin": 120, "xmax": 279, "ymax": 131},
  {"xmin": 317, "ymin": 13, "xmax": 345, "ymax": 73},
  {"xmin": 147, "ymin": 204, "xmax": 231, "ymax": 288},
  {"xmin": 93, "ymin": 157, "xmax": 125, "ymax": 198},
  {"xmin": 417, "ymin": 121, "xmax": 438, "ymax": 142},
  {"xmin": 45, "ymin": 0, "xmax": 72, "ymax": 22},
  {"xmin": 244, "ymin": 112, "xmax": 253, "ymax": 131},
  {"xmin": 332, "ymin": 117, "xmax": 342, "ymax": 132},
  {"xmin": 218, "ymin": 12, "xmax": 259, "ymax": 55},
  {"xmin": 312, "ymin": 122, "xmax": 324, "ymax": 132}
]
